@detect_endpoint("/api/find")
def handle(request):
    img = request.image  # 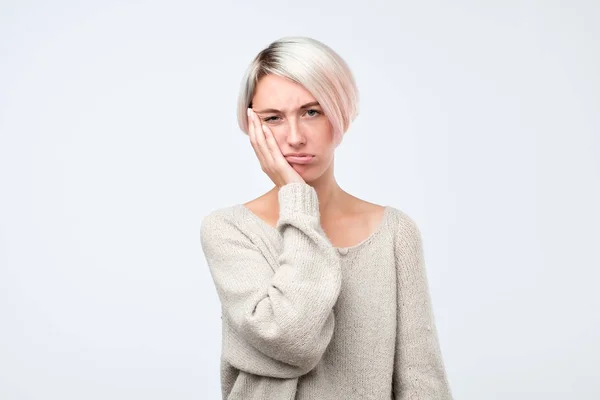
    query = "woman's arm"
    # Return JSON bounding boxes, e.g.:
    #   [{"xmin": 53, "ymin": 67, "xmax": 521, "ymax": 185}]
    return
[
  {"xmin": 392, "ymin": 213, "xmax": 453, "ymax": 399},
  {"xmin": 200, "ymin": 182, "xmax": 341, "ymax": 378}
]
